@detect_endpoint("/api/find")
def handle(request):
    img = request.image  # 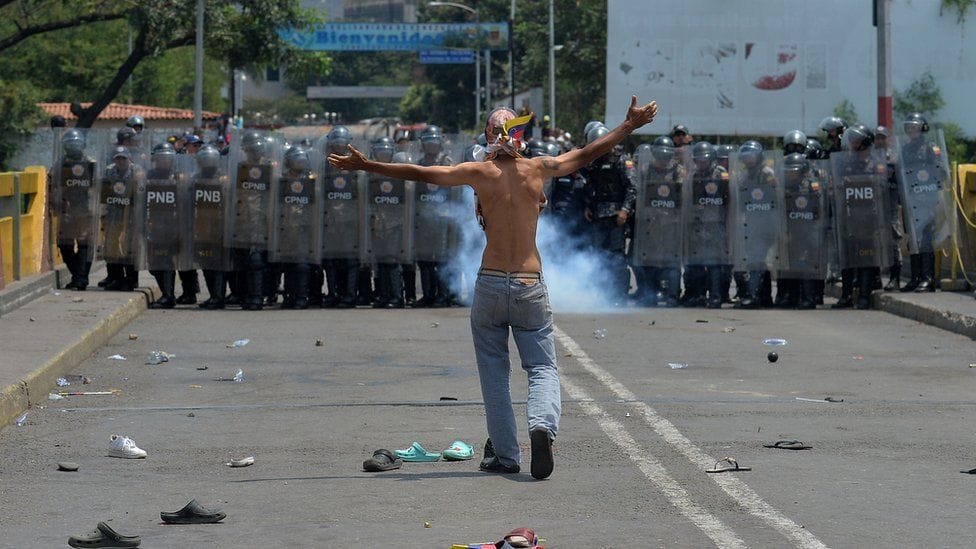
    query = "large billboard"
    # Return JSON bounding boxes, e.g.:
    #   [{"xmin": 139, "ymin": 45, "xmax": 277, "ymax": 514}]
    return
[
  {"xmin": 280, "ymin": 22, "xmax": 510, "ymax": 52},
  {"xmin": 606, "ymin": 0, "xmax": 976, "ymax": 137}
]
